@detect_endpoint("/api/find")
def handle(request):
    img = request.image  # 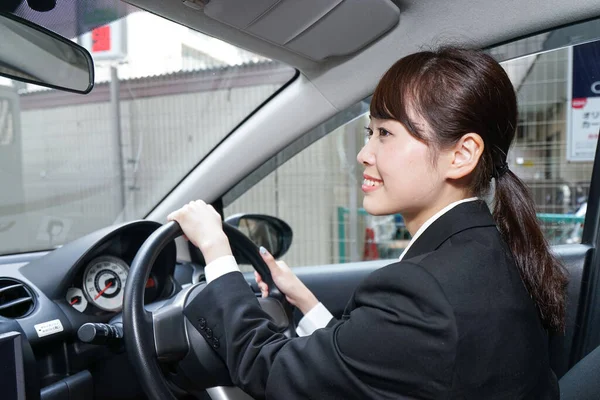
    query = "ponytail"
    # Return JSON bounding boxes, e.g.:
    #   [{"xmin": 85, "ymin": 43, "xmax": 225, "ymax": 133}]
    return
[{"xmin": 493, "ymin": 170, "xmax": 568, "ymax": 332}]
